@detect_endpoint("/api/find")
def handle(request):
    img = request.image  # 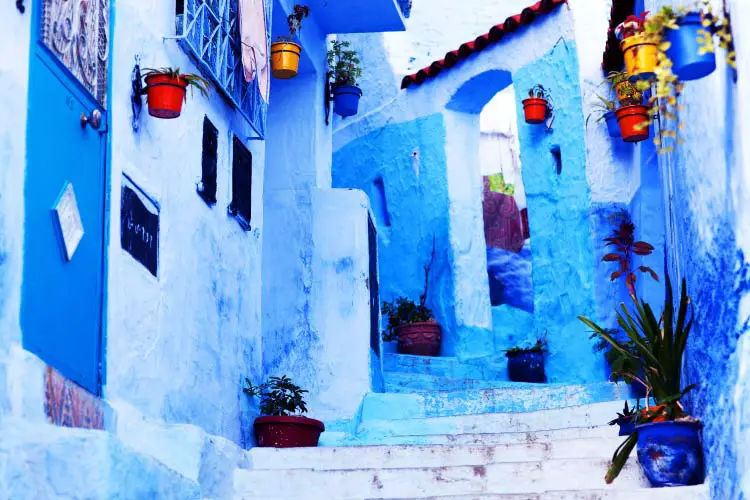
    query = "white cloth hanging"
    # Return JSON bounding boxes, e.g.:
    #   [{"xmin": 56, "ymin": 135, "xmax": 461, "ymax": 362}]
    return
[{"xmin": 239, "ymin": 0, "xmax": 269, "ymax": 102}]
